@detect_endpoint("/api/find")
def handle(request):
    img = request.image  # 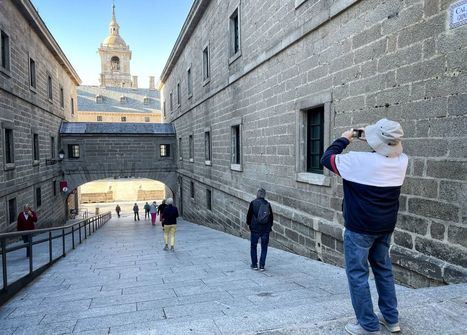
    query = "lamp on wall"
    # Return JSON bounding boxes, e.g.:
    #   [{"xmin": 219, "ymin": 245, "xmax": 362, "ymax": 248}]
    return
[
  {"xmin": 46, "ymin": 149, "xmax": 65, "ymax": 165},
  {"xmin": 58, "ymin": 149, "xmax": 65, "ymax": 160}
]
